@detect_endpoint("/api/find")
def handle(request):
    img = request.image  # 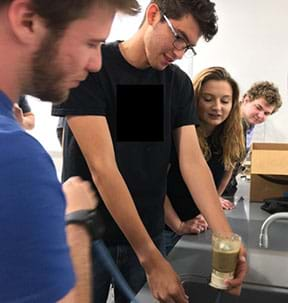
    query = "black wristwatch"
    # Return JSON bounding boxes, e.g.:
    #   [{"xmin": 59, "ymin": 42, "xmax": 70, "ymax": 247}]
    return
[{"xmin": 65, "ymin": 209, "xmax": 105, "ymax": 240}]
